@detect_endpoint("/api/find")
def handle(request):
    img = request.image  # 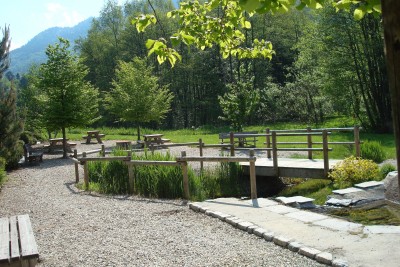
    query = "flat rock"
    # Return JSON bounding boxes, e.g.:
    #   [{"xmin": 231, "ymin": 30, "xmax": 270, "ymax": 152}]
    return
[
  {"xmin": 313, "ymin": 218, "xmax": 363, "ymax": 233},
  {"xmin": 332, "ymin": 187, "xmax": 363, "ymax": 195},
  {"xmin": 364, "ymin": 225, "xmax": 400, "ymax": 234},
  {"xmin": 285, "ymin": 210, "xmax": 328, "ymax": 223},
  {"xmin": 354, "ymin": 181, "xmax": 384, "ymax": 189},
  {"xmin": 264, "ymin": 204, "xmax": 297, "ymax": 214},
  {"xmin": 325, "ymin": 198, "xmax": 353, "ymax": 207}
]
